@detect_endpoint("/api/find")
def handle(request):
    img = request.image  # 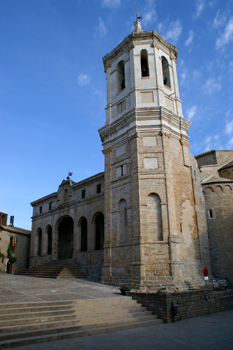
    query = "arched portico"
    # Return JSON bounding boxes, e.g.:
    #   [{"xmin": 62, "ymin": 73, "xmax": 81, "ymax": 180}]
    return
[
  {"xmin": 46, "ymin": 225, "xmax": 52, "ymax": 255},
  {"xmin": 93, "ymin": 212, "xmax": 104, "ymax": 250},
  {"xmin": 56, "ymin": 216, "xmax": 74, "ymax": 259}
]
